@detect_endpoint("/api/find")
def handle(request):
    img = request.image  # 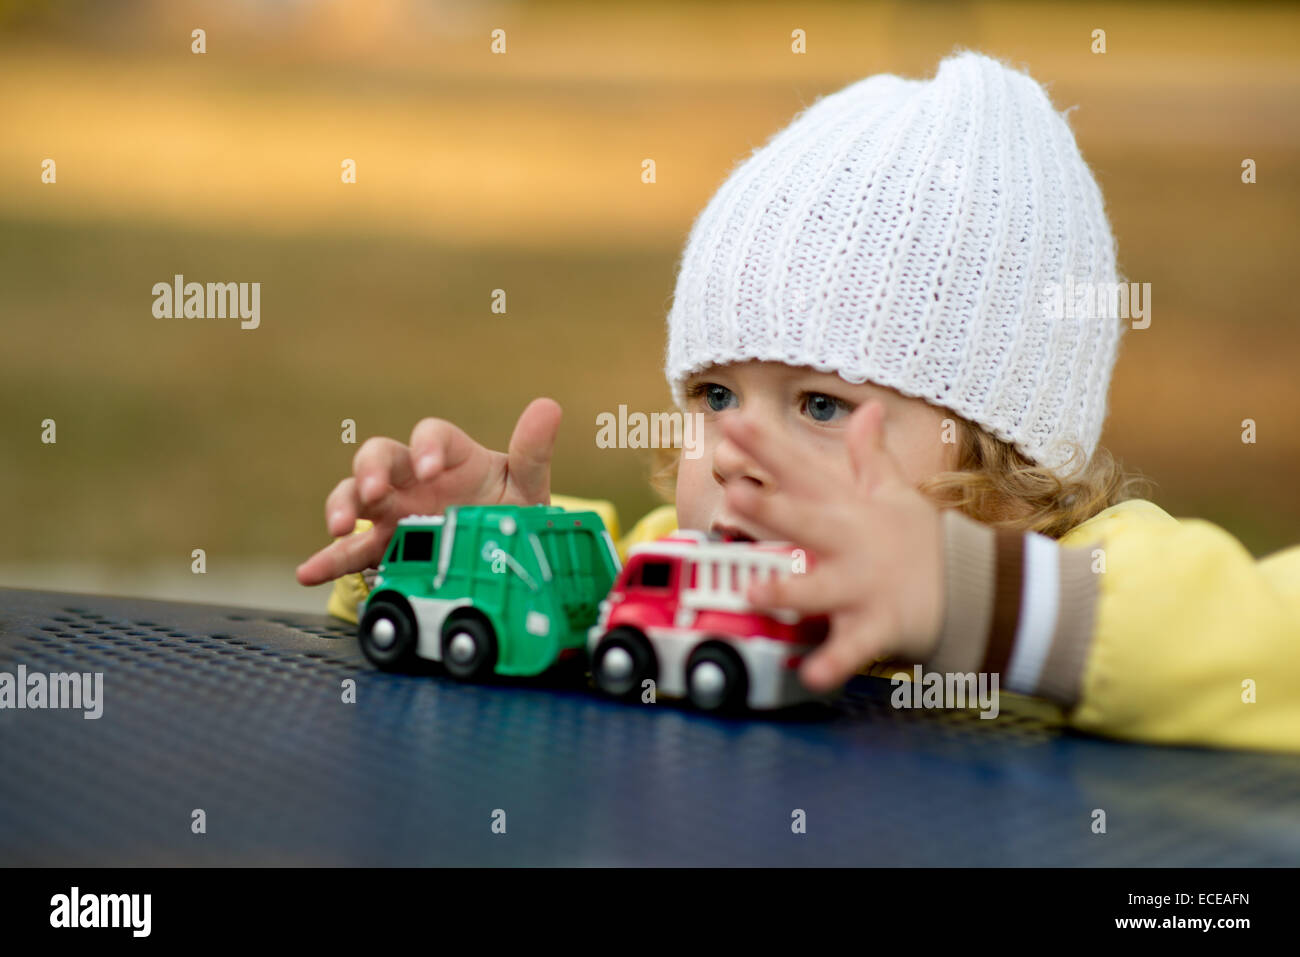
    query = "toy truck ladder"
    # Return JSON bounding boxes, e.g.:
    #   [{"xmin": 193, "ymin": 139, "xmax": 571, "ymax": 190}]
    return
[{"xmin": 657, "ymin": 534, "xmax": 799, "ymax": 624}]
